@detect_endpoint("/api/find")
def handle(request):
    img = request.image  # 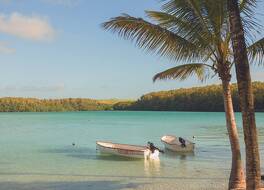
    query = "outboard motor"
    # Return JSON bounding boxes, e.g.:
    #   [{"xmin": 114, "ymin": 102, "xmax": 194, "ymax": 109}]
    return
[
  {"xmin": 147, "ymin": 142, "xmax": 164, "ymax": 153},
  {"xmin": 179, "ymin": 137, "xmax": 186, "ymax": 148}
]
